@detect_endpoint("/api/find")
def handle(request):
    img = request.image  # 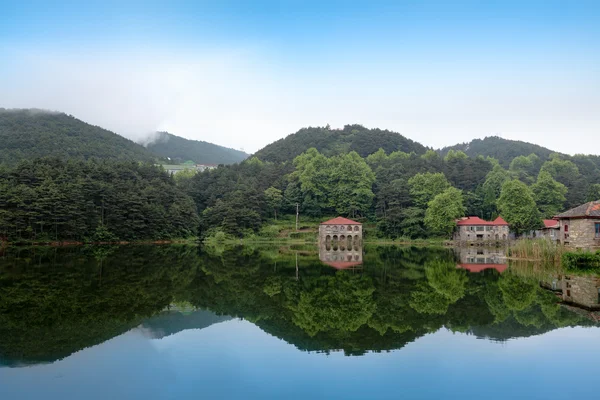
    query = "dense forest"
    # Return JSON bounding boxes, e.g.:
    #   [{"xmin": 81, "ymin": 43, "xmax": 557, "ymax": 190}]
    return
[
  {"xmin": 253, "ymin": 124, "xmax": 427, "ymax": 163},
  {"xmin": 185, "ymin": 125, "xmax": 600, "ymax": 239},
  {"xmin": 439, "ymin": 136, "xmax": 557, "ymax": 168},
  {"xmin": 0, "ymin": 245, "xmax": 591, "ymax": 365},
  {"xmin": 0, "ymin": 109, "xmax": 155, "ymax": 165},
  {"xmin": 145, "ymin": 131, "xmax": 248, "ymax": 165},
  {"xmin": 2, "ymin": 116, "xmax": 600, "ymax": 242},
  {"xmin": 0, "ymin": 159, "xmax": 199, "ymax": 242}
]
